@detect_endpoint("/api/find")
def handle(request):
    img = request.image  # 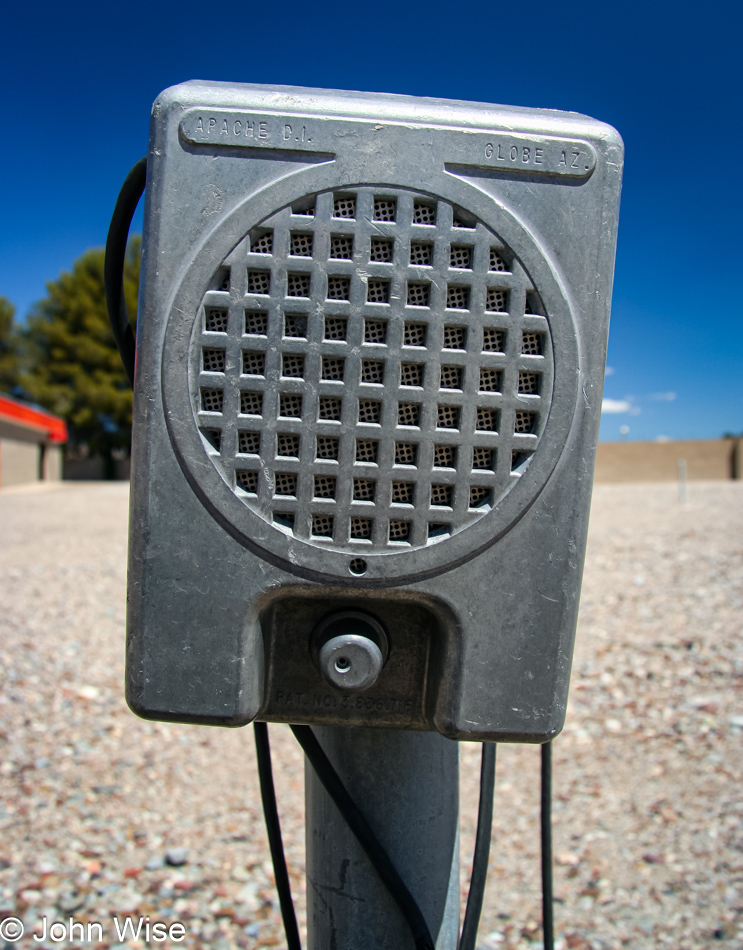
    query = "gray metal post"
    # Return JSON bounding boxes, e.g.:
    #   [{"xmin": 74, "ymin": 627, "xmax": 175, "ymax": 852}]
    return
[
  {"xmin": 305, "ymin": 727, "xmax": 460, "ymax": 949},
  {"xmin": 678, "ymin": 457, "xmax": 688, "ymax": 504}
]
